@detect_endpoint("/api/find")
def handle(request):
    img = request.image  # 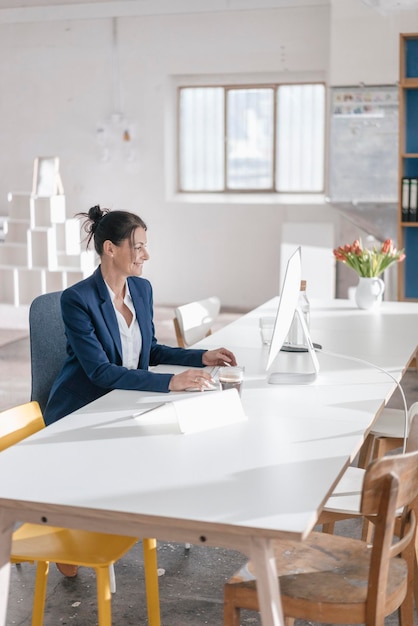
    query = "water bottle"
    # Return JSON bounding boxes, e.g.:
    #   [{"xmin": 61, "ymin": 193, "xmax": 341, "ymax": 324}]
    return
[{"xmin": 284, "ymin": 280, "xmax": 310, "ymax": 348}]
